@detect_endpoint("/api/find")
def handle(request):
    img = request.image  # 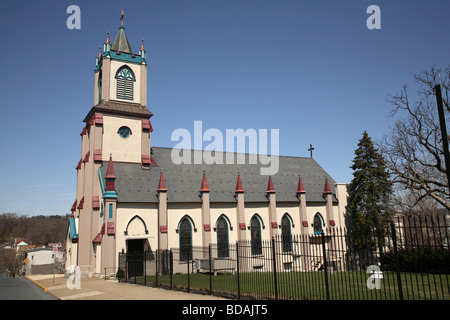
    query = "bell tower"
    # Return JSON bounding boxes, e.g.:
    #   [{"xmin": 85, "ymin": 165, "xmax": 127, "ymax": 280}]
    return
[
  {"xmin": 93, "ymin": 10, "xmax": 148, "ymax": 107},
  {"xmin": 74, "ymin": 12, "xmax": 154, "ymax": 276},
  {"xmin": 86, "ymin": 11, "xmax": 153, "ymax": 166}
]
